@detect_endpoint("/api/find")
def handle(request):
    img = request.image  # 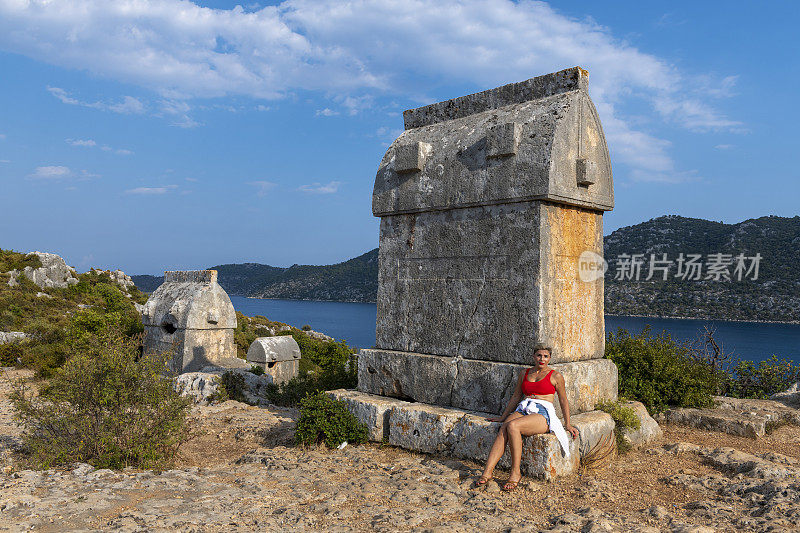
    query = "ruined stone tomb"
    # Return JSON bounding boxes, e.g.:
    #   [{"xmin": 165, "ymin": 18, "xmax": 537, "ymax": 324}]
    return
[{"xmin": 142, "ymin": 270, "xmax": 237, "ymax": 373}]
